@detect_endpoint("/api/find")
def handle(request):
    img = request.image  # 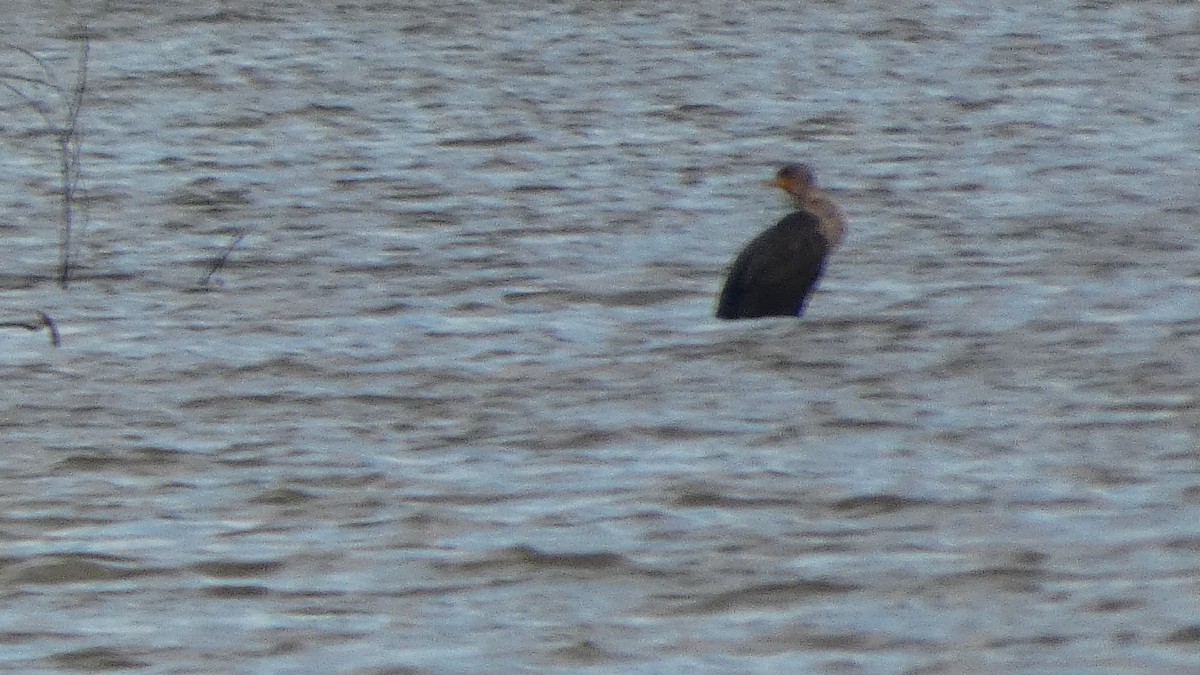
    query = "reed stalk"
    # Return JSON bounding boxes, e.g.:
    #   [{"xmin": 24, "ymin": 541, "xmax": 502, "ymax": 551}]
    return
[{"xmin": 0, "ymin": 22, "xmax": 89, "ymax": 289}]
